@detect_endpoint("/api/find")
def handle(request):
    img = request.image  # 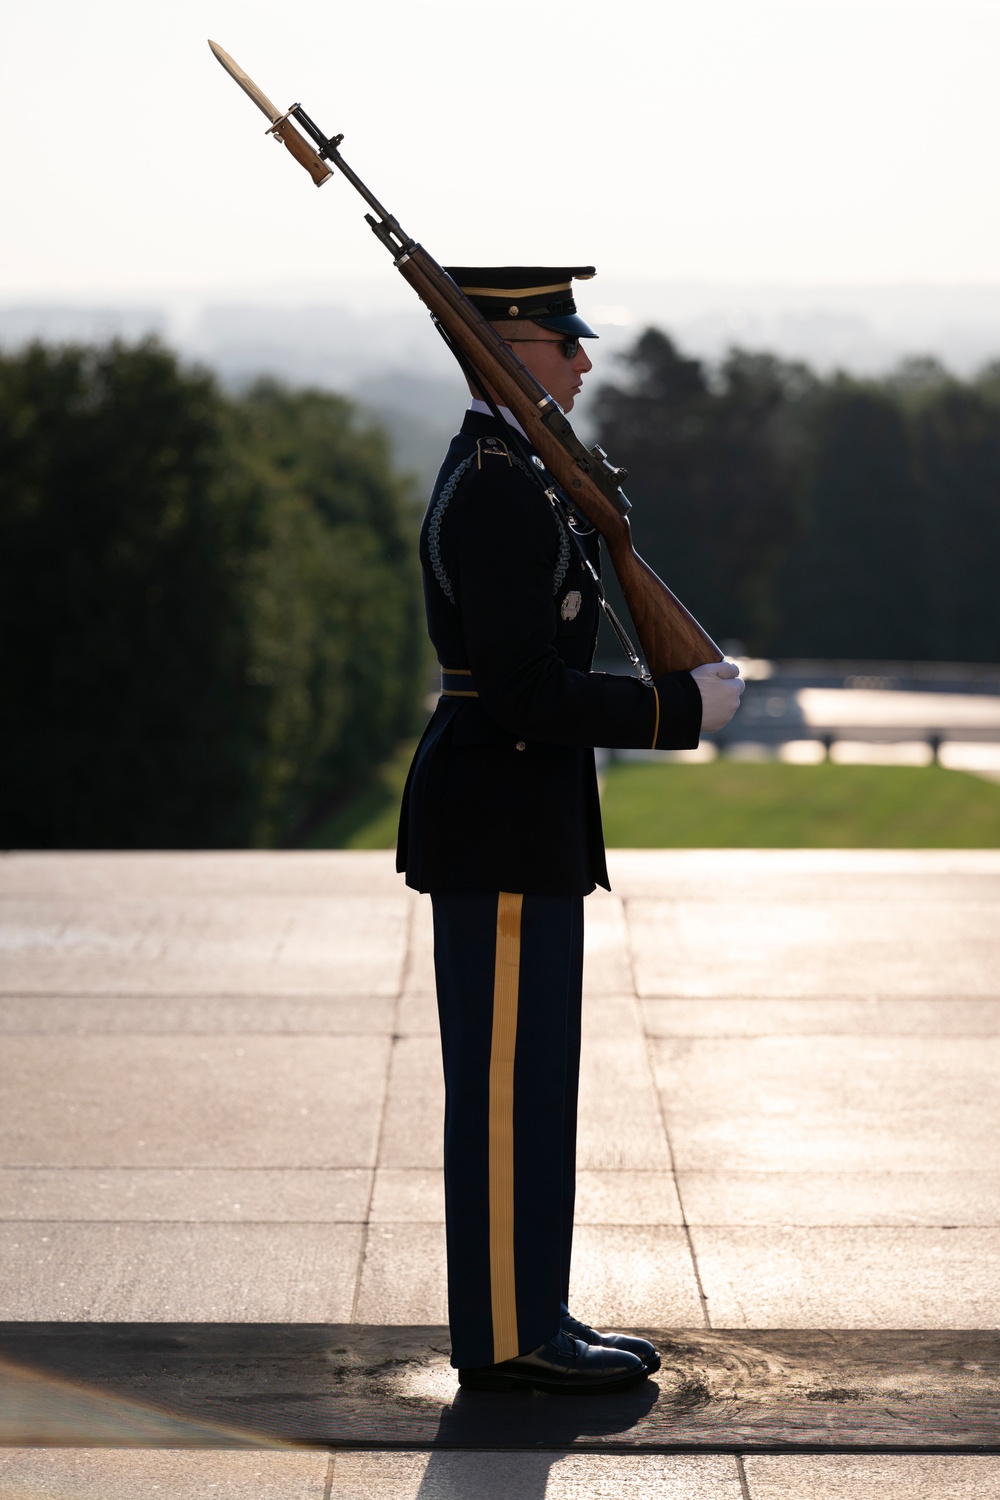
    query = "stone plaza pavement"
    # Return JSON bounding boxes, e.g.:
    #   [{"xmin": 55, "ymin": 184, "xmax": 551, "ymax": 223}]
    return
[{"xmin": 1, "ymin": 848, "xmax": 1000, "ymax": 1497}]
